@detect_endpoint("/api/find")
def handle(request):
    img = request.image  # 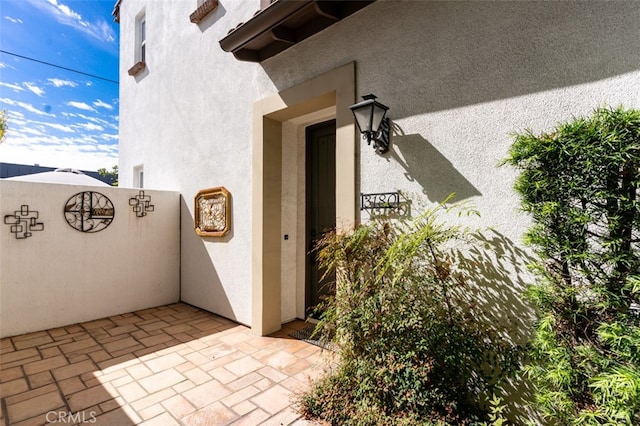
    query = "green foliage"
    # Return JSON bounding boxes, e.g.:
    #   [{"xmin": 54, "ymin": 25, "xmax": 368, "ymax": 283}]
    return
[
  {"xmin": 504, "ymin": 106, "xmax": 640, "ymax": 424},
  {"xmin": 98, "ymin": 164, "xmax": 118, "ymax": 186},
  {"xmin": 479, "ymin": 395, "xmax": 508, "ymax": 426},
  {"xmin": 0, "ymin": 109, "xmax": 7, "ymax": 143},
  {"xmin": 296, "ymin": 202, "xmax": 521, "ymax": 425}
]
